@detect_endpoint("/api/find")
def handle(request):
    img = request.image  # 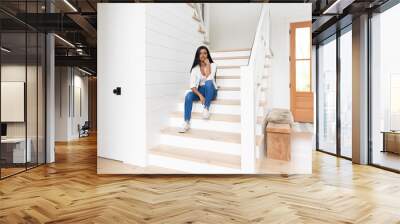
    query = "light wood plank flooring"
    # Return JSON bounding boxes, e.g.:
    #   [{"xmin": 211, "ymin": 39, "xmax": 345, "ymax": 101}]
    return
[
  {"xmin": 372, "ymin": 150, "xmax": 400, "ymax": 171},
  {"xmin": 0, "ymin": 134, "xmax": 400, "ymax": 223}
]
